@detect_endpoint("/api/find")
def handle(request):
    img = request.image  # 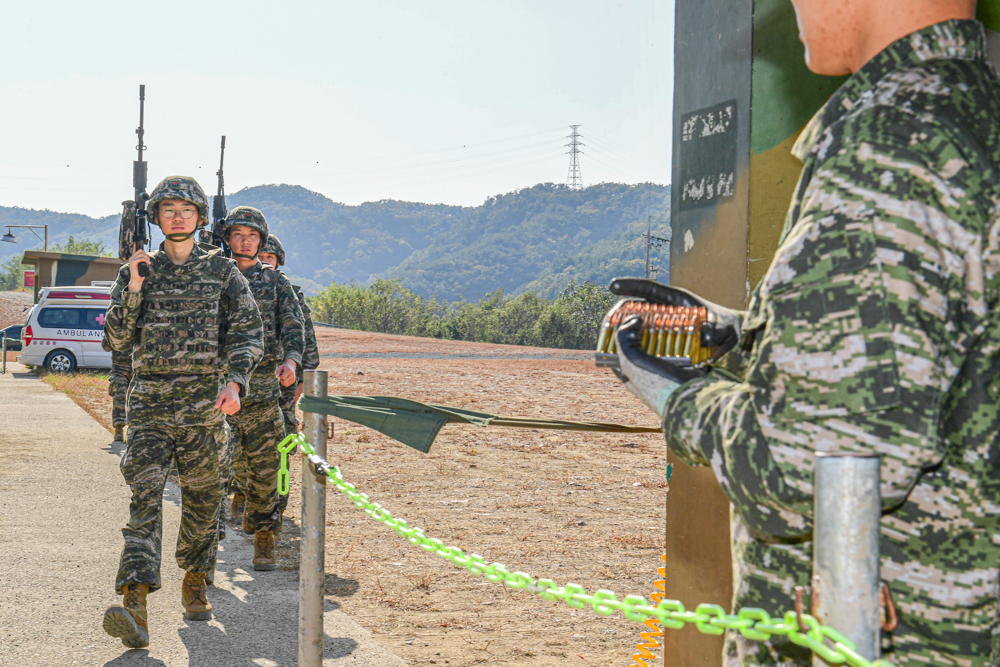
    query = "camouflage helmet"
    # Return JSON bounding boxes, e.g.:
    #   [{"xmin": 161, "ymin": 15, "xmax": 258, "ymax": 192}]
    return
[
  {"xmin": 147, "ymin": 176, "xmax": 210, "ymax": 229},
  {"xmin": 262, "ymin": 234, "xmax": 286, "ymax": 267},
  {"xmin": 219, "ymin": 206, "xmax": 269, "ymax": 242}
]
